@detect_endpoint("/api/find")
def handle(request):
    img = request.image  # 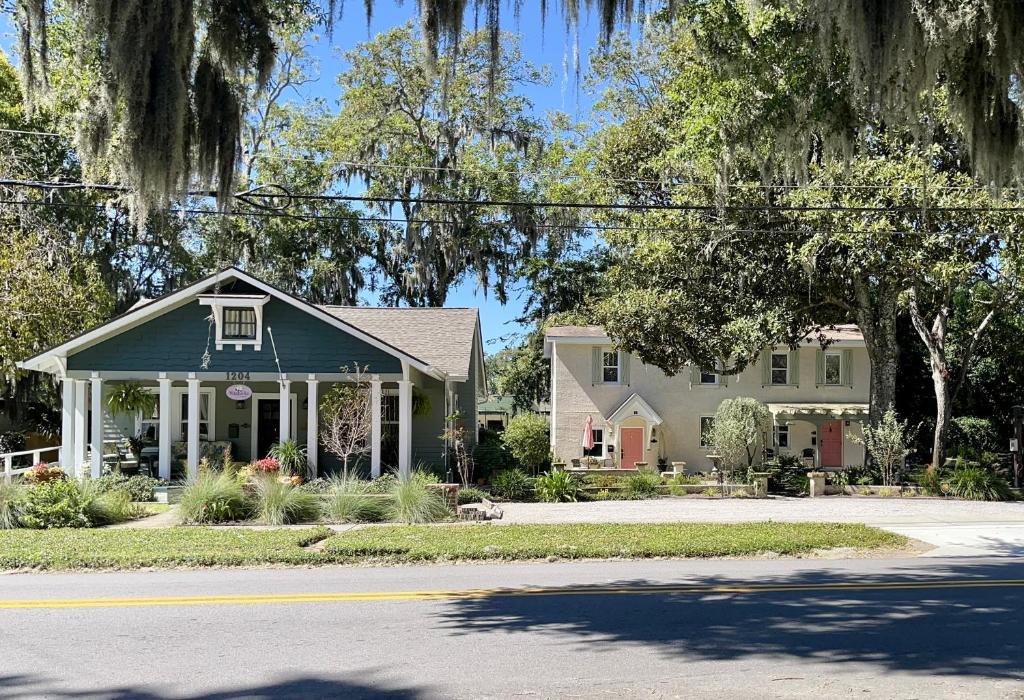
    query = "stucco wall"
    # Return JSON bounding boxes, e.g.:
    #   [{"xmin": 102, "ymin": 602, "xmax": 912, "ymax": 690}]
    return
[{"xmin": 551, "ymin": 343, "xmax": 871, "ymax": 471}]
